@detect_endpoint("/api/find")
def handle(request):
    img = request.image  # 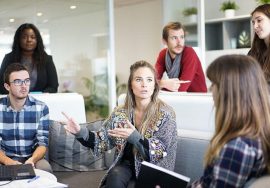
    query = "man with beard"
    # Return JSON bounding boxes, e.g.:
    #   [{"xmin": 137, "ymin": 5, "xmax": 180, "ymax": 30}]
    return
[
  {"xmin": 155, "ymin": 22, "xmax": 207, "ymax": 92},
  {"xmin": 0, "ymin": 63, "xmax": 52, "ymax": 172}
]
